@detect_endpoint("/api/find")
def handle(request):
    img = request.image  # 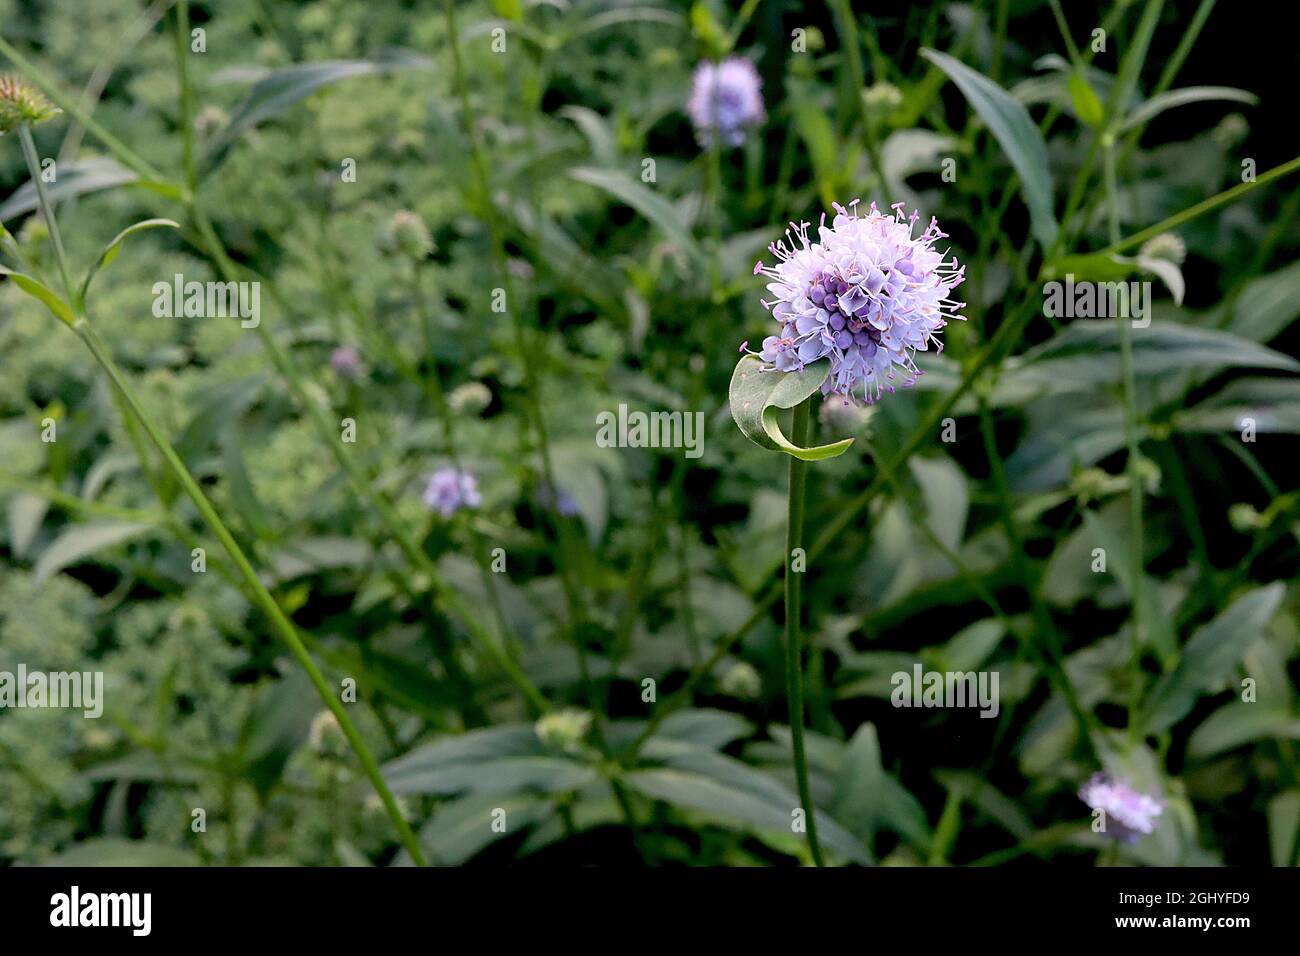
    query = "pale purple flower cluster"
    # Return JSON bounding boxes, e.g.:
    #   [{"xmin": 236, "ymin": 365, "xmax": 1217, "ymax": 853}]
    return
[
  {"xmin": 422, "ymin": 467, "xmax": 481, "ymax": 517},
  {"xmin": 686, "ymin": 57, "xmax": 765, "ymax": 148},
  {"xmin": 745, "ymin": 200, "xmax": 966, "ymax": 404},
  {"xmin": 329, "ymin": 345, "xmax": 363, "ymax": 379},
  {"xmin": 1078, "ymin": 773, "xmax": 1165, "ymax": 843}
]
